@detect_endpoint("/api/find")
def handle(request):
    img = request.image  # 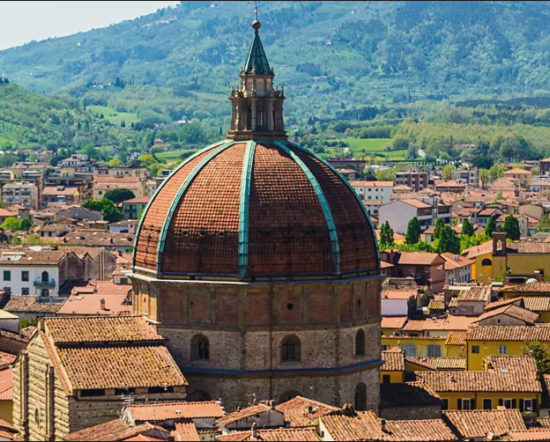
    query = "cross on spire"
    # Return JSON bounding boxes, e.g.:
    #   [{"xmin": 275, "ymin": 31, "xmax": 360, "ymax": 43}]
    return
[{"xmin": 255, "ymin": 4, "xmax": 258, "ymax": 21}]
